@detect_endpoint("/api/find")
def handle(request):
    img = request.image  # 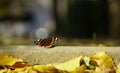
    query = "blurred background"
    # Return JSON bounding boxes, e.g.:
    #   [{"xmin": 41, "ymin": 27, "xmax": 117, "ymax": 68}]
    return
[{"xmin": 0, "ymin": 0, "xmax": 120, "ymax": 46}]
